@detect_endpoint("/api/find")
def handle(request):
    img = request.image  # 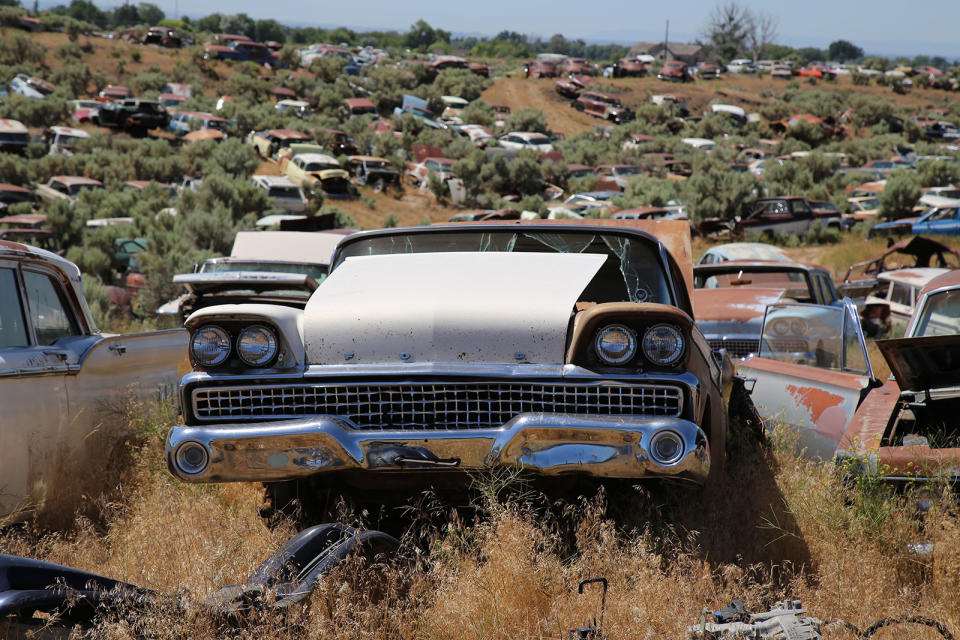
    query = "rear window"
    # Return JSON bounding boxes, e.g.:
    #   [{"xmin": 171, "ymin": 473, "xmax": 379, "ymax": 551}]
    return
[{"xmin": 268, "ymin": 186, "xmax": 303, "ymax": 199}]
